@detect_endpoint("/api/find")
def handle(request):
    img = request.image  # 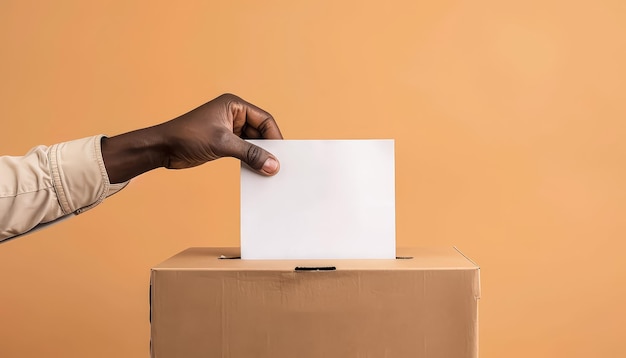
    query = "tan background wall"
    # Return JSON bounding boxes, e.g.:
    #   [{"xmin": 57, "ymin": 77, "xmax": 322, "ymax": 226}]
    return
[{"xmin": 1, "ymin": 1, "xmax": 624, "ymax": 357}]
